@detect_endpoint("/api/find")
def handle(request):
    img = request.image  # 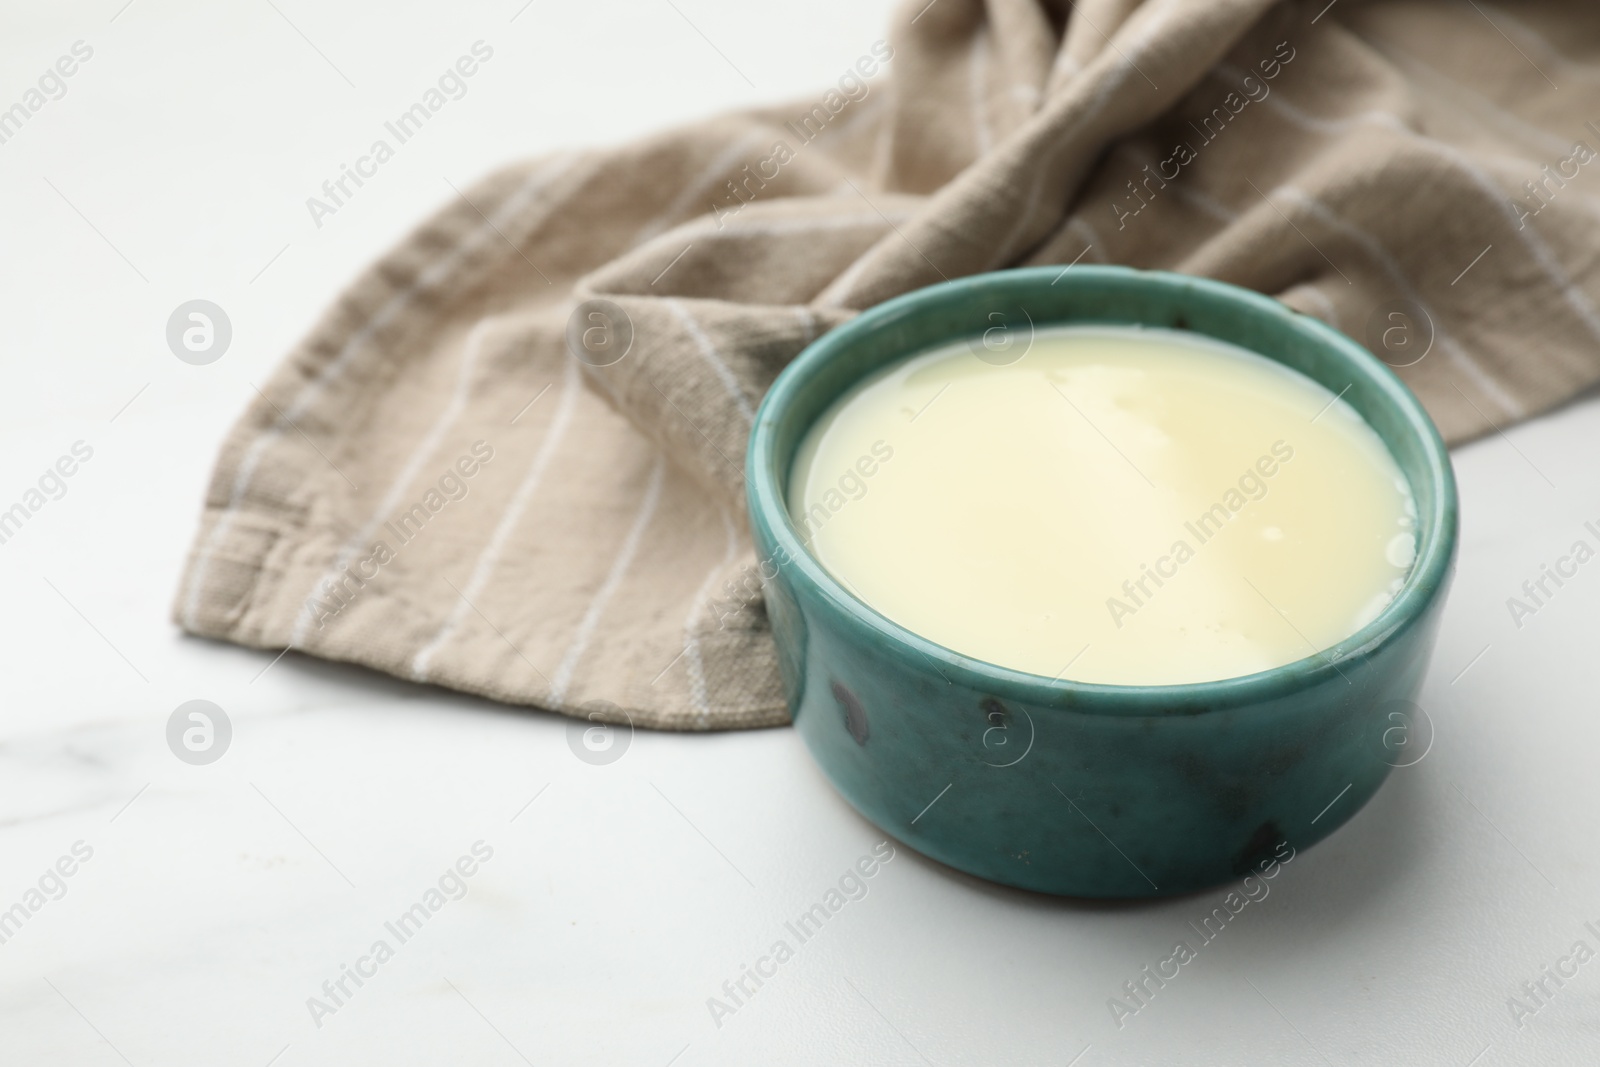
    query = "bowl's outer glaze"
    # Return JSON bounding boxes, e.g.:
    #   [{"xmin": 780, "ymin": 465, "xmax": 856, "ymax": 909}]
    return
[{"xmin": 747, "ymin": 267, "xmax": 1458, "ymax": 898}]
